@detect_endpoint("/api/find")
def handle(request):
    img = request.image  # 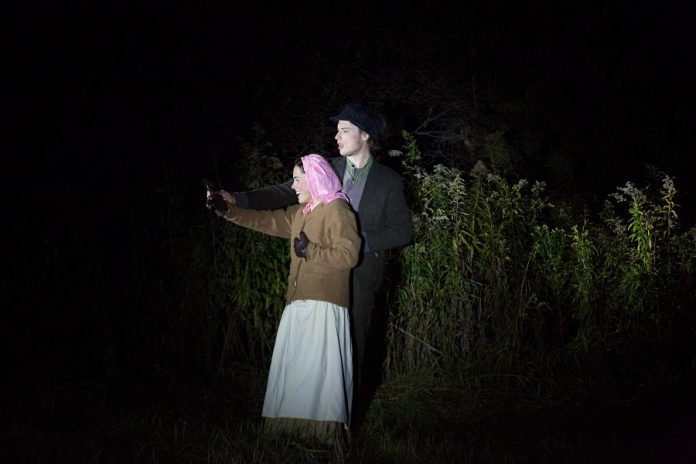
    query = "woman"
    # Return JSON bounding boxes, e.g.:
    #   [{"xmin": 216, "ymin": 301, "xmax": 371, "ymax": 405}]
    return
[{"xmin": 208, "ymin": 154, "xmax": 360, "ymax": 441}]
